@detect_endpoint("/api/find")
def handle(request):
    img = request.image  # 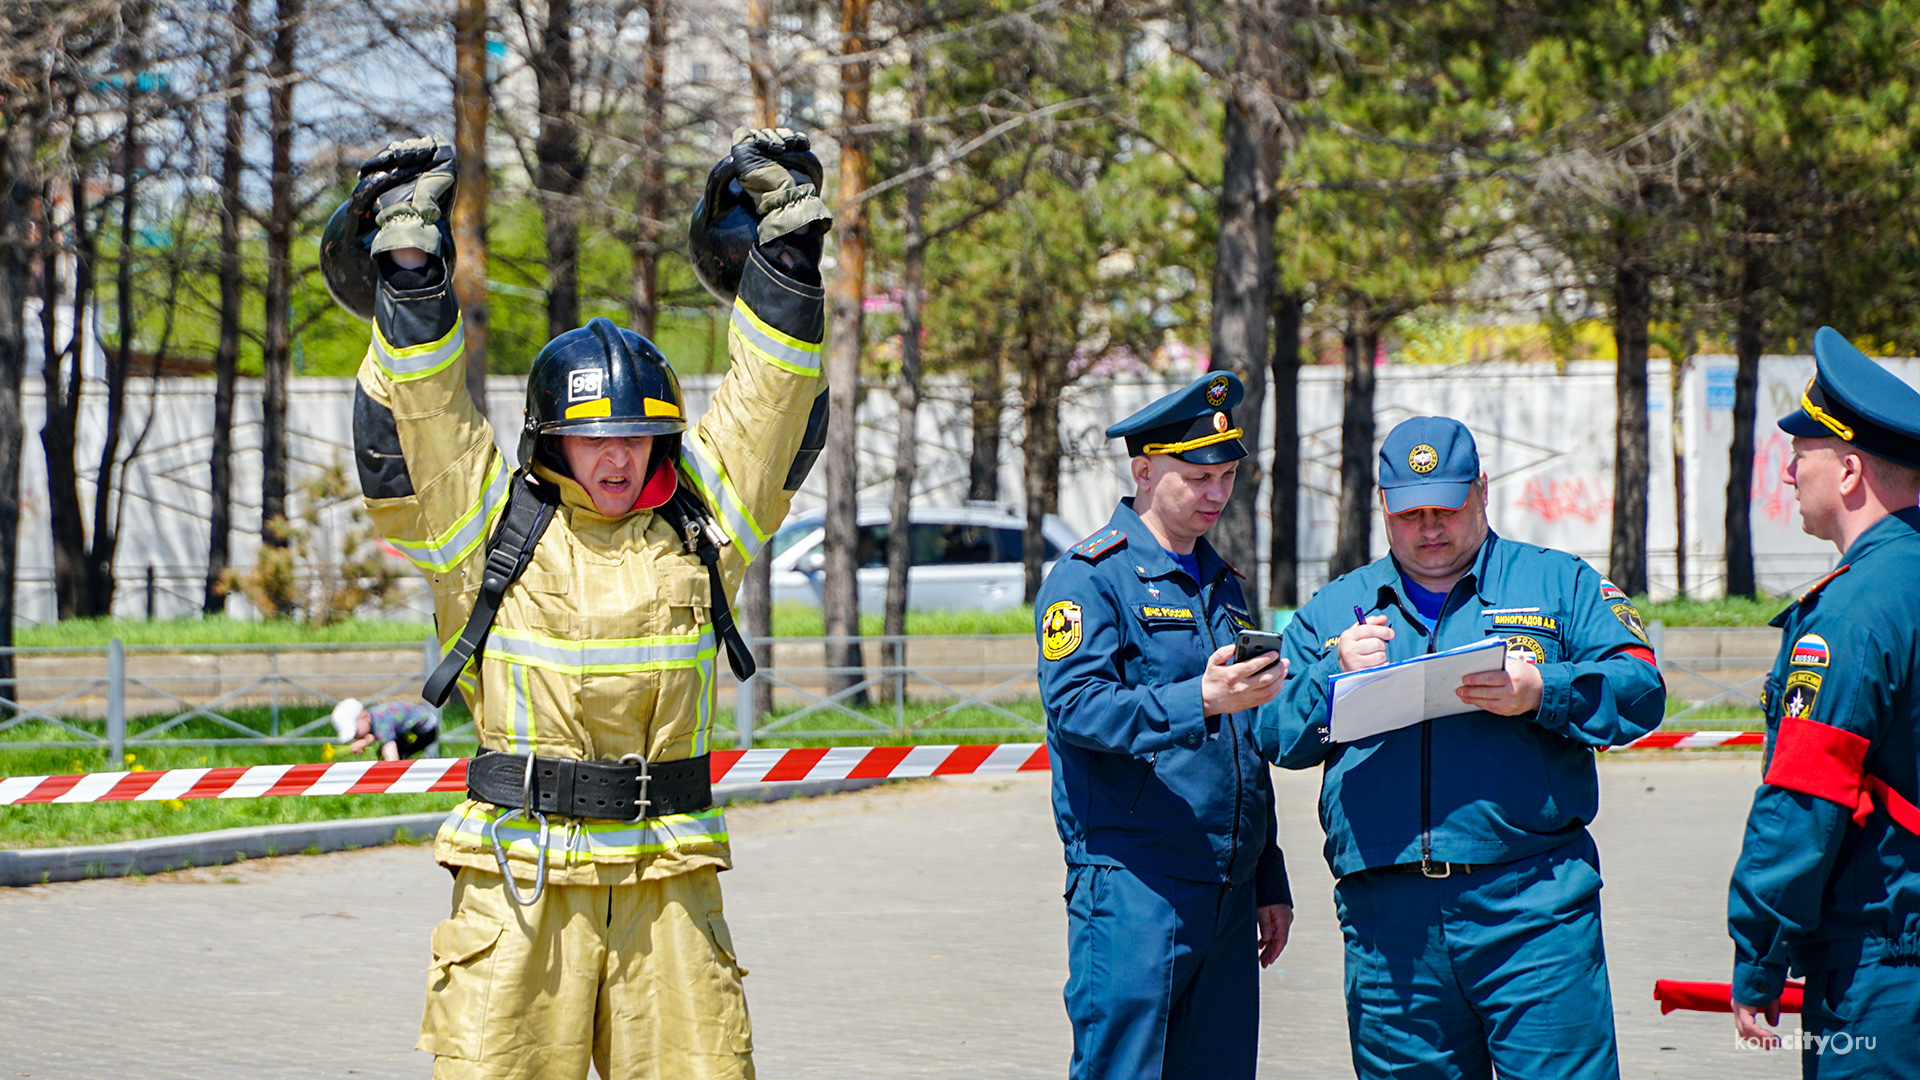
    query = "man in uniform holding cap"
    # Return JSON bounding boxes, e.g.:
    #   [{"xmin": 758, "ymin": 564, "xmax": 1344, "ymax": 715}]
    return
[
  {"xmin": 1728, "ymin": 326, "xmax": 1920, "ymax": 1076},
  {"xmin": 1037, "ymin": 371, "xmax": 1294, "ymax": 1080},
  {"xmin": 1255, "ymin": 415, "xmax": 1665, "ymax": 1080}
]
